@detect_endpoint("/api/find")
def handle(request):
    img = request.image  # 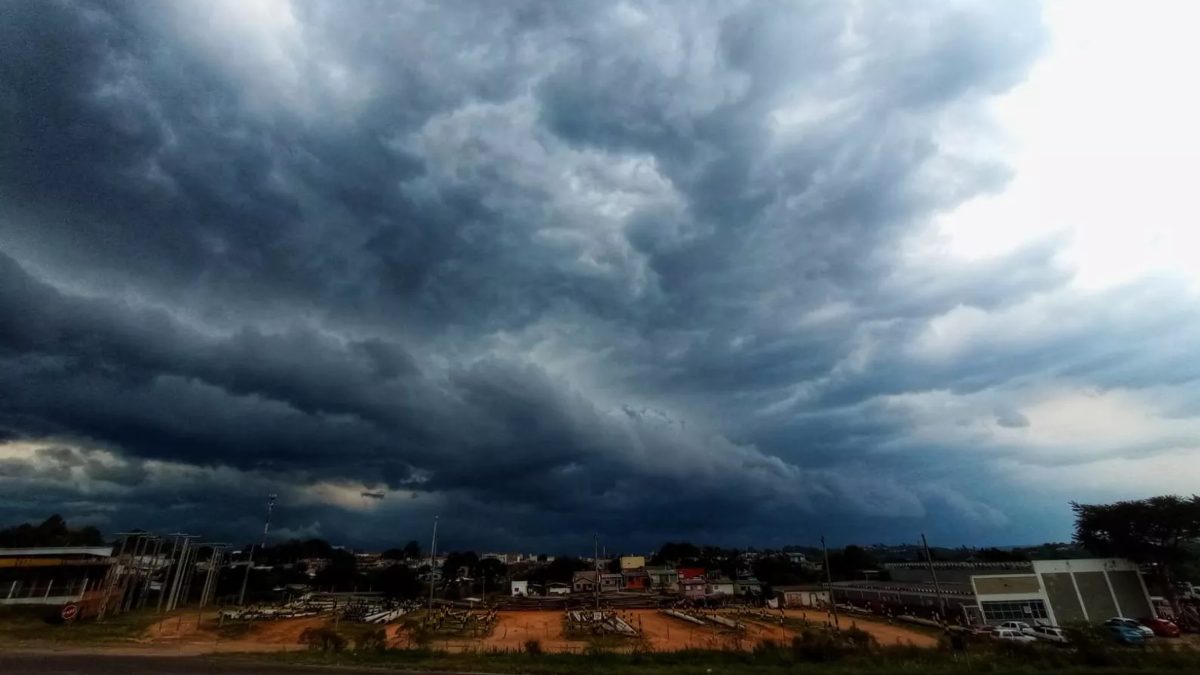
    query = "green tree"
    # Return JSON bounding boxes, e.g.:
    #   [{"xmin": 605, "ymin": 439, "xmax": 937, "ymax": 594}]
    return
[
  {"xmin": 528, "ymin": 556, "xmax": 587, "ymax": 586},
  {"xmin": 403, "ymin": 540, "xmax": 422, "ymax": 559},
  {"xmin": 0, "ymin": 514, "xmax": 105, "ymax": 547},
  {"xmin": 476, "ymin": 557, "xmax": 506, "ymax": 597},
  {"xmin": 1072, "ymin": 495, "xmax": 1200, "ymax": 614},
  {"xmin": 375, "ymin": 564, "xmax": 421, "ymax": 599},
  {"xmin": 827, "ymin": 545, "xmax": 879, "ymax": 581}
]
